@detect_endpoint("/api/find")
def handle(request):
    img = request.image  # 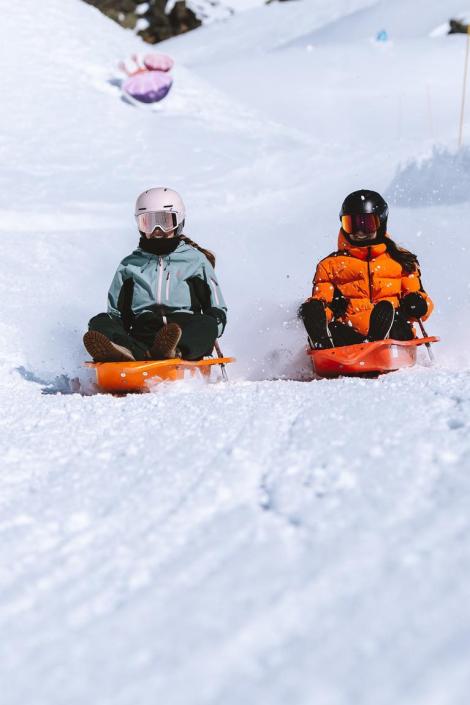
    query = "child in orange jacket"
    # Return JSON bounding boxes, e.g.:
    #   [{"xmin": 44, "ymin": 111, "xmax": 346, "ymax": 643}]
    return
[{"xmin": 300, "ymin": 190, "xmax": 433, "ymax": 348}]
